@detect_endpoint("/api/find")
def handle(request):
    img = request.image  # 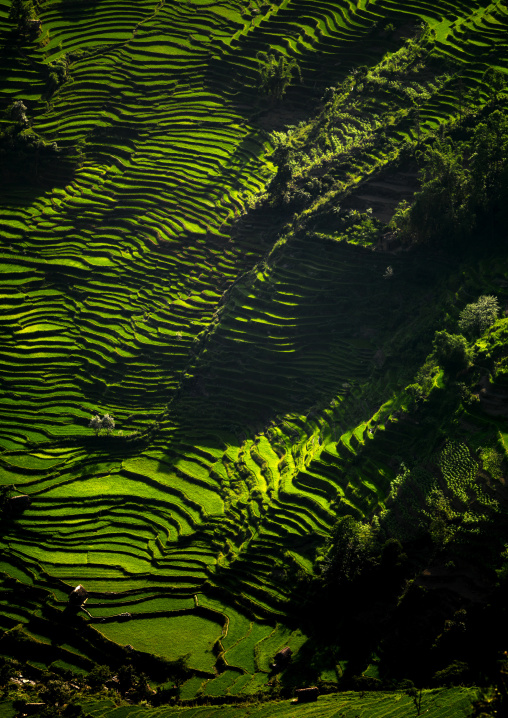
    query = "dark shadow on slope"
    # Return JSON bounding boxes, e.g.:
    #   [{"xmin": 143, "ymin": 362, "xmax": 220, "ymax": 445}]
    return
[{"xmin": 173, "ymin": 233, "xmax": 452, "ymax": 434}]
